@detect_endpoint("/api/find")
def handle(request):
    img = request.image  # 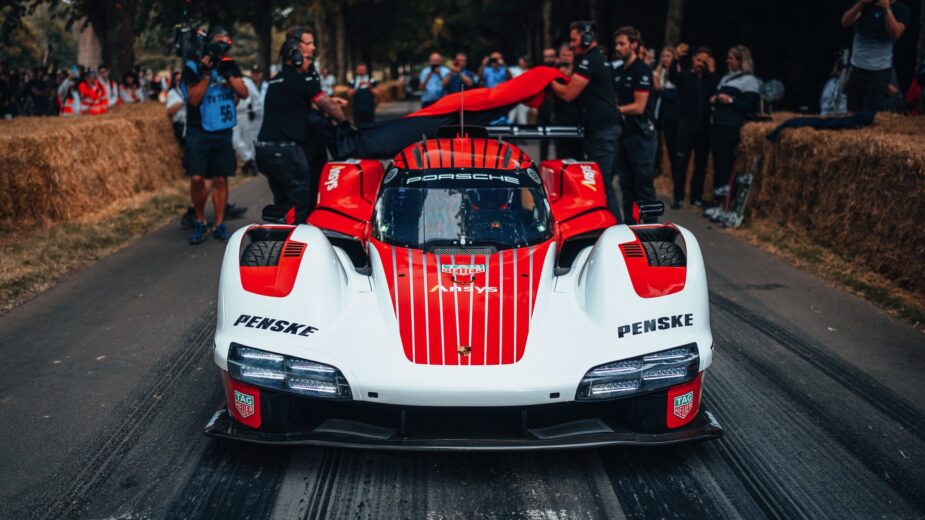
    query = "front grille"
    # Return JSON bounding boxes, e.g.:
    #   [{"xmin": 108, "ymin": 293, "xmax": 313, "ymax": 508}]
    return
[{"xmin": 430, "ymin": 246, "xmax": 498, "ymax": 256}]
